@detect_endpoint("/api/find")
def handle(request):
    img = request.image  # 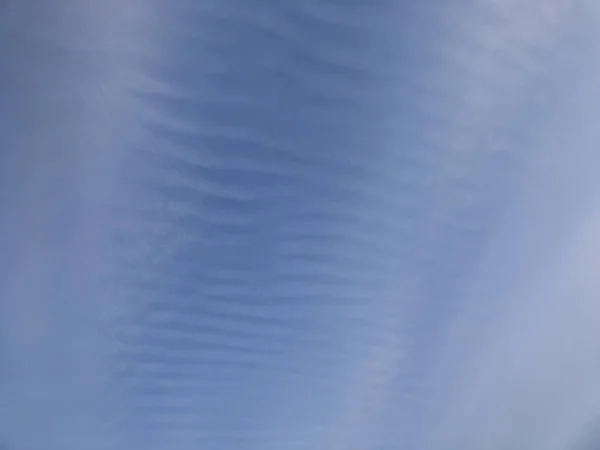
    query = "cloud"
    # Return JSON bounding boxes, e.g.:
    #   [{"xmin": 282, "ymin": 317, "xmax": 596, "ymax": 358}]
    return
[{"xmin": 3, "ymin": 1, "xmax": 600, "ymax": 449}]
